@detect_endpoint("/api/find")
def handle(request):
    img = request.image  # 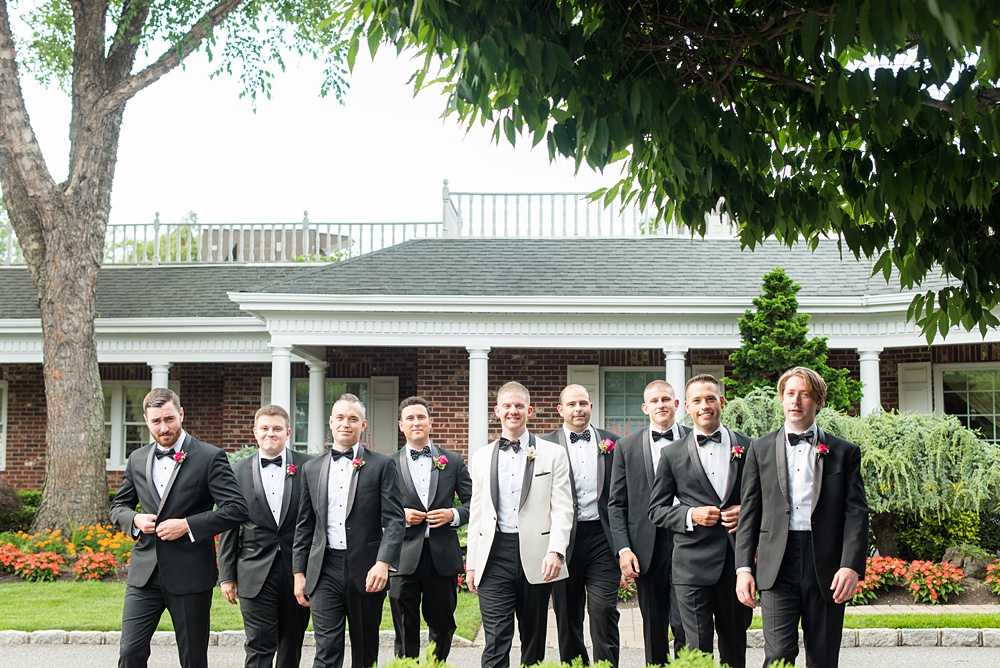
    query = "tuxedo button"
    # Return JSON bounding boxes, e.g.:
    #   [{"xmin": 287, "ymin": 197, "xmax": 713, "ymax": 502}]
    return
[{"xmin": 785, "ymin": 510, "xmax": 790, "ymax": 514}]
